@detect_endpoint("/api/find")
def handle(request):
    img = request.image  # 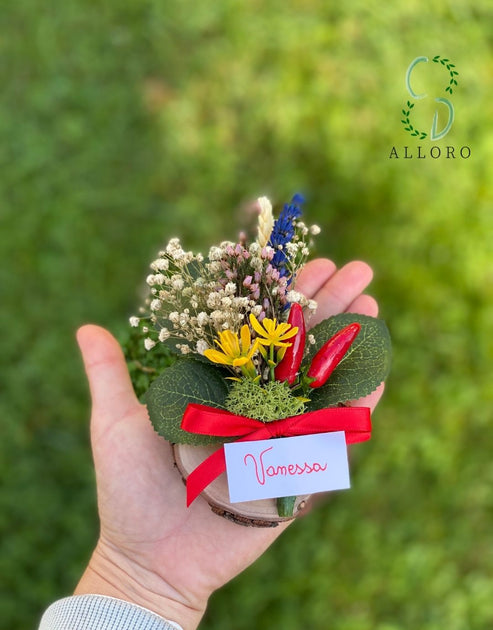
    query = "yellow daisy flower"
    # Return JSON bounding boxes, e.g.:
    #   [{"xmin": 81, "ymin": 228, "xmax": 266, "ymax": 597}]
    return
[
  {"xmin": 249, "ymin": 314, "xmax": 298, "ymax": 348},
  {"xmin": 204, "ymin": 325, "xmax": 258, "ymax": 374}
]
